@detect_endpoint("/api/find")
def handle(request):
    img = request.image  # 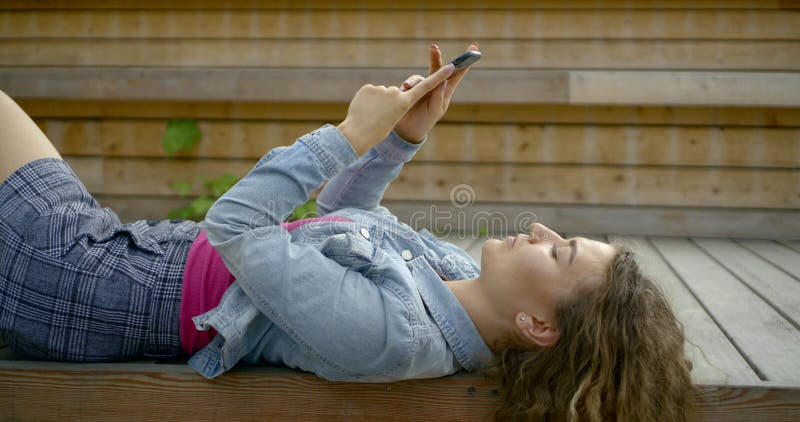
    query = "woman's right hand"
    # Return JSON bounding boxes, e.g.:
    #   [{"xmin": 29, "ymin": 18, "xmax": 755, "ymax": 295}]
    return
[{"xmin": 337, "ymin": 63, "xmax": 455, "ymax": 156}]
